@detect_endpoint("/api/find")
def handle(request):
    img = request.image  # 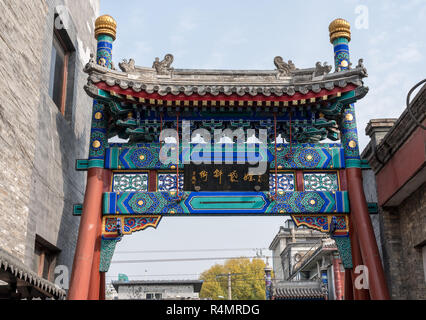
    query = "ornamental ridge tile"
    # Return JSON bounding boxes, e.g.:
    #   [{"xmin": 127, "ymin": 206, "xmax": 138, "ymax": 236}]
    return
[{"xmin": 84, "ymin": 54, "xmax": 368, "ymax": 98}]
